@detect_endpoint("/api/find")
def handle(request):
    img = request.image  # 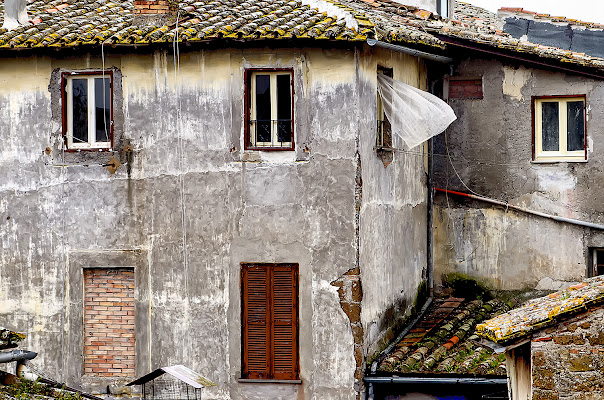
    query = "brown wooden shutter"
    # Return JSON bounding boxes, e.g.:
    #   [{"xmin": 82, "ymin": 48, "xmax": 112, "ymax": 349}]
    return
[
  {"xmin": 242, "ymin": 265, "xmax": 270, "ymax": 379},
  {"xmin": 271, "ymin": 265, "xmax": 298, "ymax": 380},
  {"xmin": 242, "ymin": 263, "xmax": 299, "ymax": 380}
]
